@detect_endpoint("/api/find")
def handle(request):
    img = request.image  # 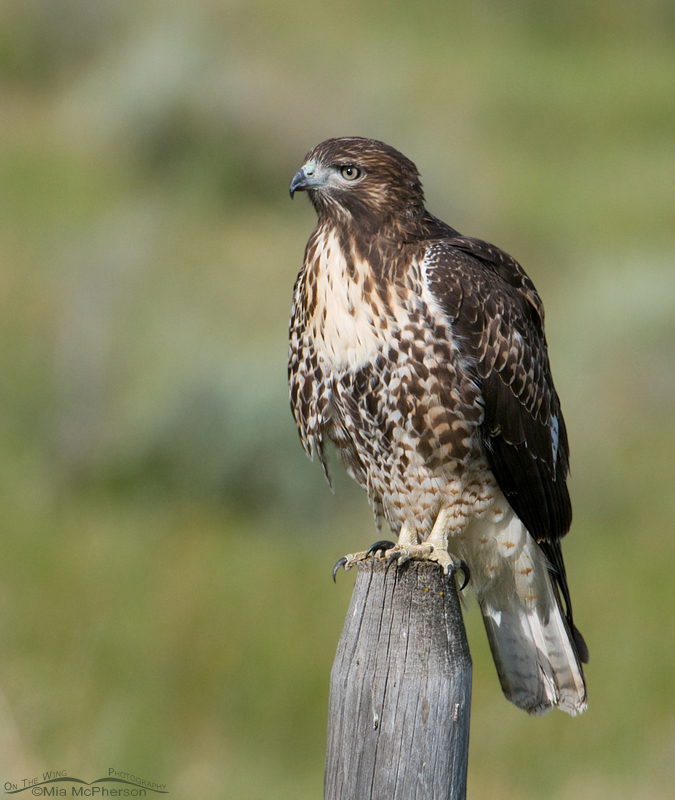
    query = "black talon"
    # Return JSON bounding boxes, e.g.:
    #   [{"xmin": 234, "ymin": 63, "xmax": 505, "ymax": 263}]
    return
[
  {"xmin": 385, "ymin": 551, "xmax": 402, "ymax": 574},
  {"xmin": 456, "ymin": 560, "xmax": 470, "ymax": 591},
  {"xmin": 332, "ymin": 557, "xmax": 348, "ymax": 582},
  {"xmin": 366, "ymin": 540, "xmax": 396, "ymax": 558}
]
